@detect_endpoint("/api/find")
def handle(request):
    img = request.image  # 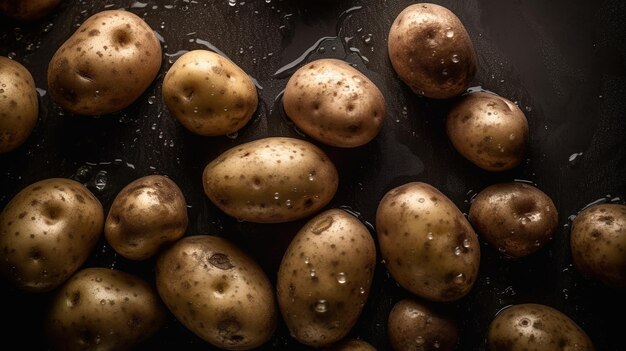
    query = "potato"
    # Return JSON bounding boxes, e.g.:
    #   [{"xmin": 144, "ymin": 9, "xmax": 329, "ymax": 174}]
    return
[
  {"xmin": 46, "ymin": 267, "xmax": 165, "ymax": 351},
  {"xmin": 47, "ymin": 9, "xmax": 162, "ymax": 115},
  {"xmin": 324, "ymin": 339, "xmax": 377, "ymax": 351},
  {"xmin": 156, "ymin": 235, "xmax": 277, "ymax": 350},
  {"xmin": 487, "ymin": 303, "xmax": 595, "ymax": 351},
  {"xmin": 202, "ymin": 137, "xmax": 338, "ymax": 223},
  {"xmin": 104, "ymin": 175, "xmax": 188, "ymax": 261},
  {"xmin": 0, "ymin": 178, "xmax": 103, "ymax": 292},
  {"xmin": 0, "ymin": 57, "xmax": 38, "ymax": 154},
  {"xmin": 277, "ymin": 209, "xmax": 376, "ymax": 347},
  {"xmin": 446, "ymin": 91, "xmax": 529, "ymax": 171},
  {"xmin": 570, "ymin": 203, "xmax": 626, "ymax": 289},
  {"xmin": 387, "ymin": 299, "xmax": 458, "ymax": 351},
  {"xmin": 282, "ymin": 59, "xmax": 386, "ymax": 147},
  {"xmin": 469, "ymin": 182, "xmax": 558, "ymax": 257},
  {"xmin": 387, "ymin": 3, "xmax": 477, "ymax": 99},
  {"xmin": 162, "ymin": 50, "xmax": 258, "ymax": 136},
  {"xmin": 376, "ymin": 182, "xmax": 480, "ymax": 302},
  {"xmin": 0, "ymin": 0, "xmax": 61, "ymax": 21}
]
